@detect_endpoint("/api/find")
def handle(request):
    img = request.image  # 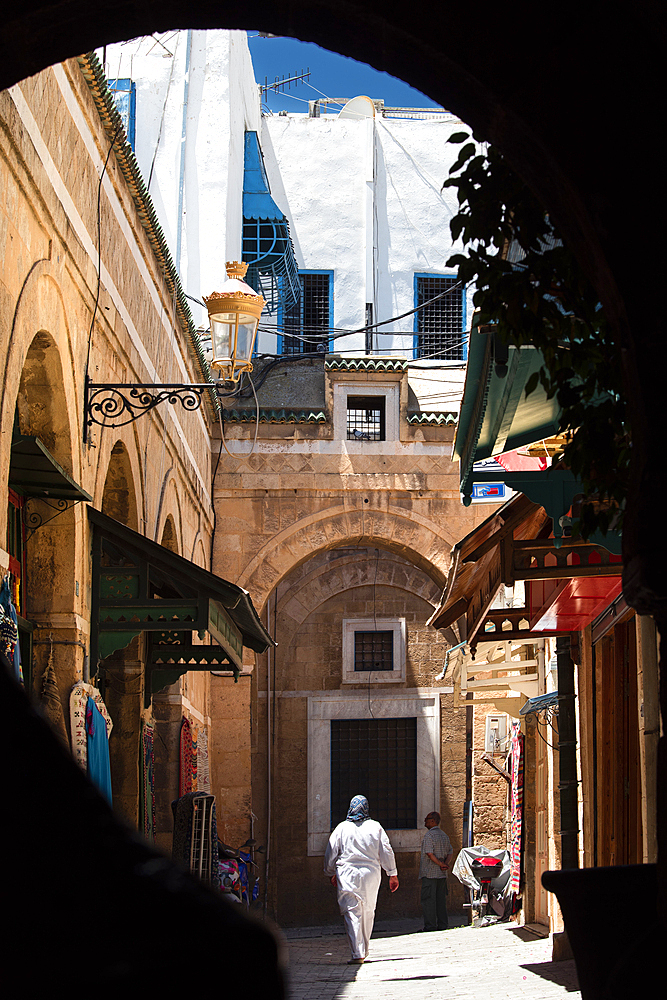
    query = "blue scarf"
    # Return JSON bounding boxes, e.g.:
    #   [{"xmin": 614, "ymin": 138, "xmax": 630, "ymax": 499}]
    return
[{"xmin": 346, "ymin": 795, "xmax": 369, "ymax": 822}]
